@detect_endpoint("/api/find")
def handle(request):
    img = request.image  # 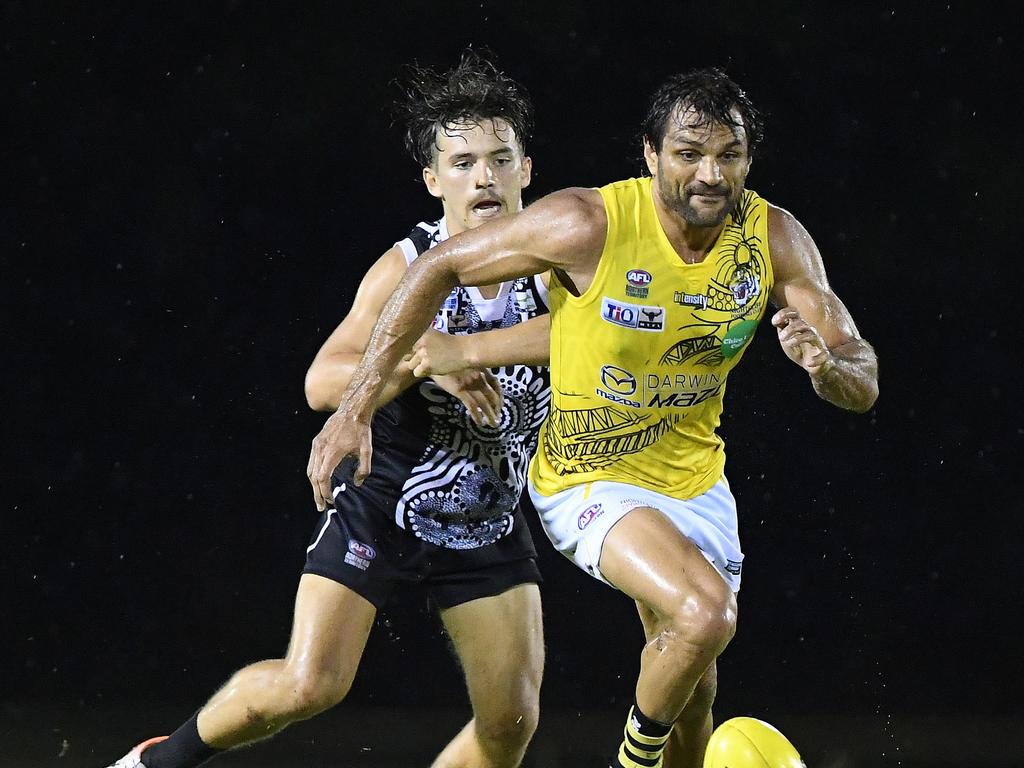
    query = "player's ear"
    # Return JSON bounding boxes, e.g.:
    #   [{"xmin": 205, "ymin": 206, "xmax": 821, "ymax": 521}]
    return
[
  {"xmin": 520, "ymin": 155, "xmax": 532, "ymax": 189},
  {"xmin": 423, "ymin": 165, "xmax": 443, "ymax": 199},
  {"xmin": 643, "ymin": 139, "xmax": 659, "ymax": 176}
]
